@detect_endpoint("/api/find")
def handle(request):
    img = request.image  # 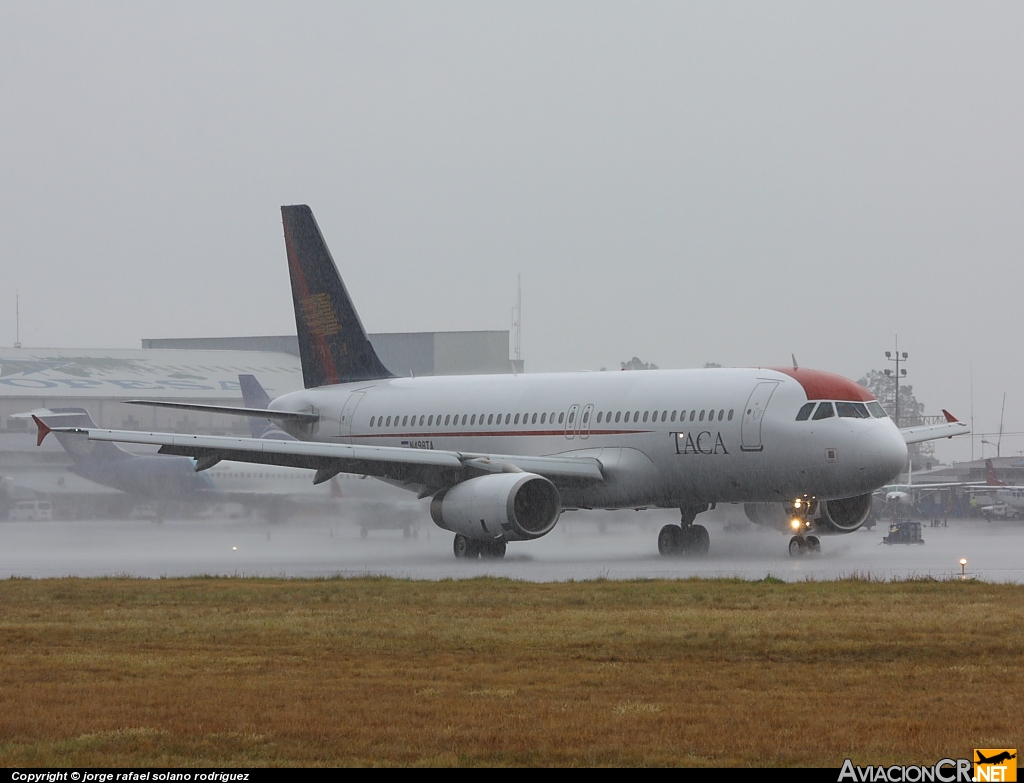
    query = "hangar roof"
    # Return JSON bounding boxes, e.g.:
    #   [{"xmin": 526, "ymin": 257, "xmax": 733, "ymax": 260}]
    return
[{"xmin": 0, "ymin": 348, "xmax": 303, "ymax": 400}]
